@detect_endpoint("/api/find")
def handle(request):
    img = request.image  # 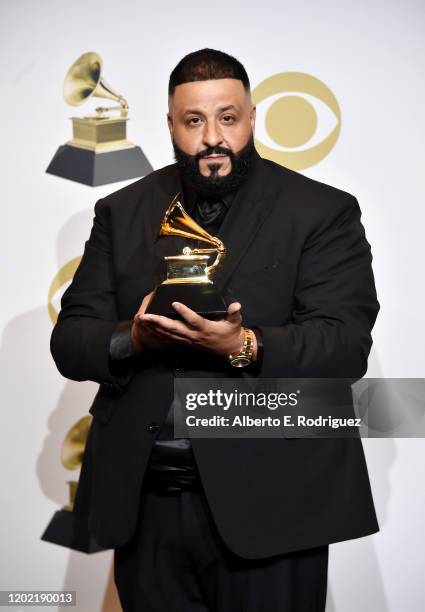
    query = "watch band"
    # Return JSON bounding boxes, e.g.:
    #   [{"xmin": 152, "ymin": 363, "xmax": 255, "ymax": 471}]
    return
[{"xmin": 228, "ymin": 327, "xmax": 255, "ymax": 368}]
